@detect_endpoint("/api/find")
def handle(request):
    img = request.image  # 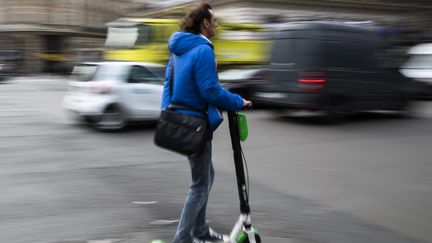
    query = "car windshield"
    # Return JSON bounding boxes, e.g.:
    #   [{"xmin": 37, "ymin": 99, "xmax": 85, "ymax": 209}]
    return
[
  {"xmin": 70, "ymin": 64, "xmax": 98, "ymax": 81},
  {"xmin": 403, "ymin": 55, "xmax": 432, "ymax": 69},
  {"xmin": 146, "ymin": 66, "xmax": 165, "ymax": 80},
  {"xmin": 71, "ymin": 63, "xmax": 128, "ymax": 82},
  {"xmin": 92, "ymin": 63, "xmax": 129, "ymax": 81}
]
